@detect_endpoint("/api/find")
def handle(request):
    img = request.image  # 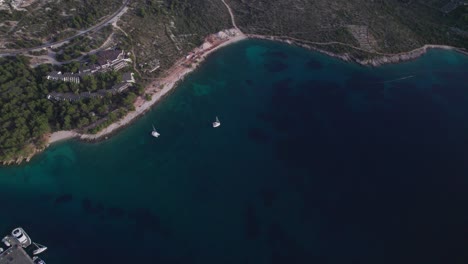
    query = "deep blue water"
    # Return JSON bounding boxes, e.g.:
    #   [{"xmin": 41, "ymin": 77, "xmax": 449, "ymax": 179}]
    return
[{"xmin": 1, "ymin": 40, "xmax": 468, "ymax": 264}]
